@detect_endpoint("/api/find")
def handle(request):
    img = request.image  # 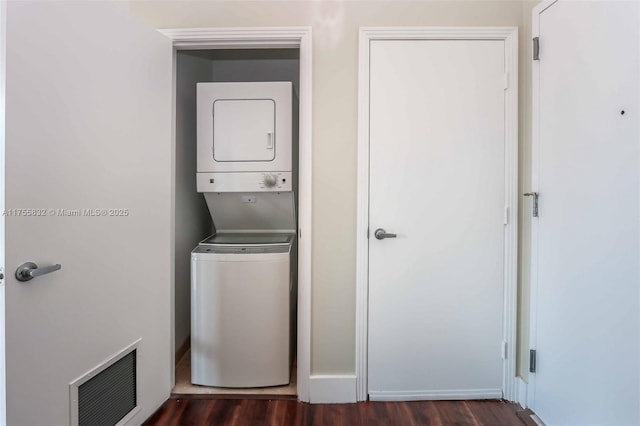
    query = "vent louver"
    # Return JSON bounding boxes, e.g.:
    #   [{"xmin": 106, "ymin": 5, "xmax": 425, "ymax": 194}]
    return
[{"xmin": 73, "ymin": 349, "xmax": 137, "ymax": 426}]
